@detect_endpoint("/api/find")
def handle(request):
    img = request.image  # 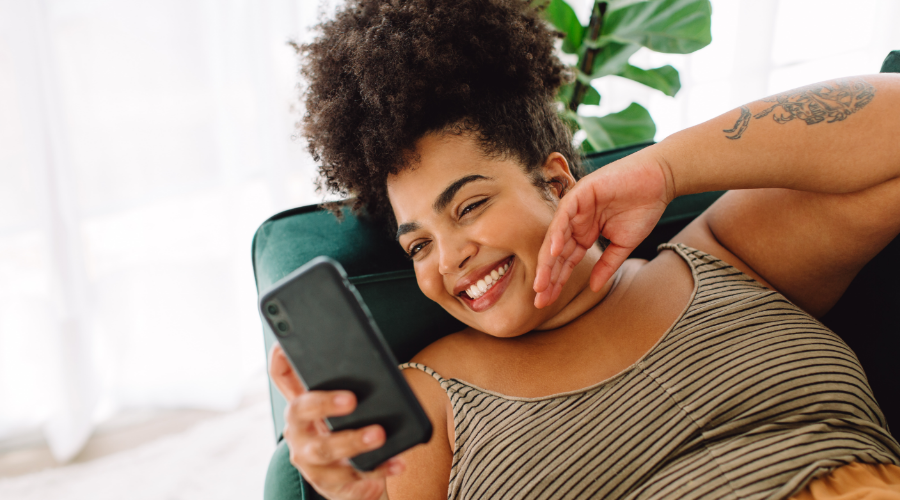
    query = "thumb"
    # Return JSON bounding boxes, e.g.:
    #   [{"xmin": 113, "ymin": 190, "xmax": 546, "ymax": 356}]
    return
[{"xmin": 269, "ymin": 344, "xmax": 306, "ymax": 400}]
